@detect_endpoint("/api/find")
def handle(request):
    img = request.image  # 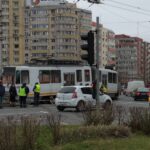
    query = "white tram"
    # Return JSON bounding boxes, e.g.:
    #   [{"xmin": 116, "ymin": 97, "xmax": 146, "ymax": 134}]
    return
[
  {"xmin": 2, "ymin": 65, "xmax": 119, "ymax": 101},
  {"xmin": 2, "ymin": 65, "xmax": 92, "ymax": 101},
  {"xmin": 98, "ymin": 68, "xmax": 118, "ymax": 99}
]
